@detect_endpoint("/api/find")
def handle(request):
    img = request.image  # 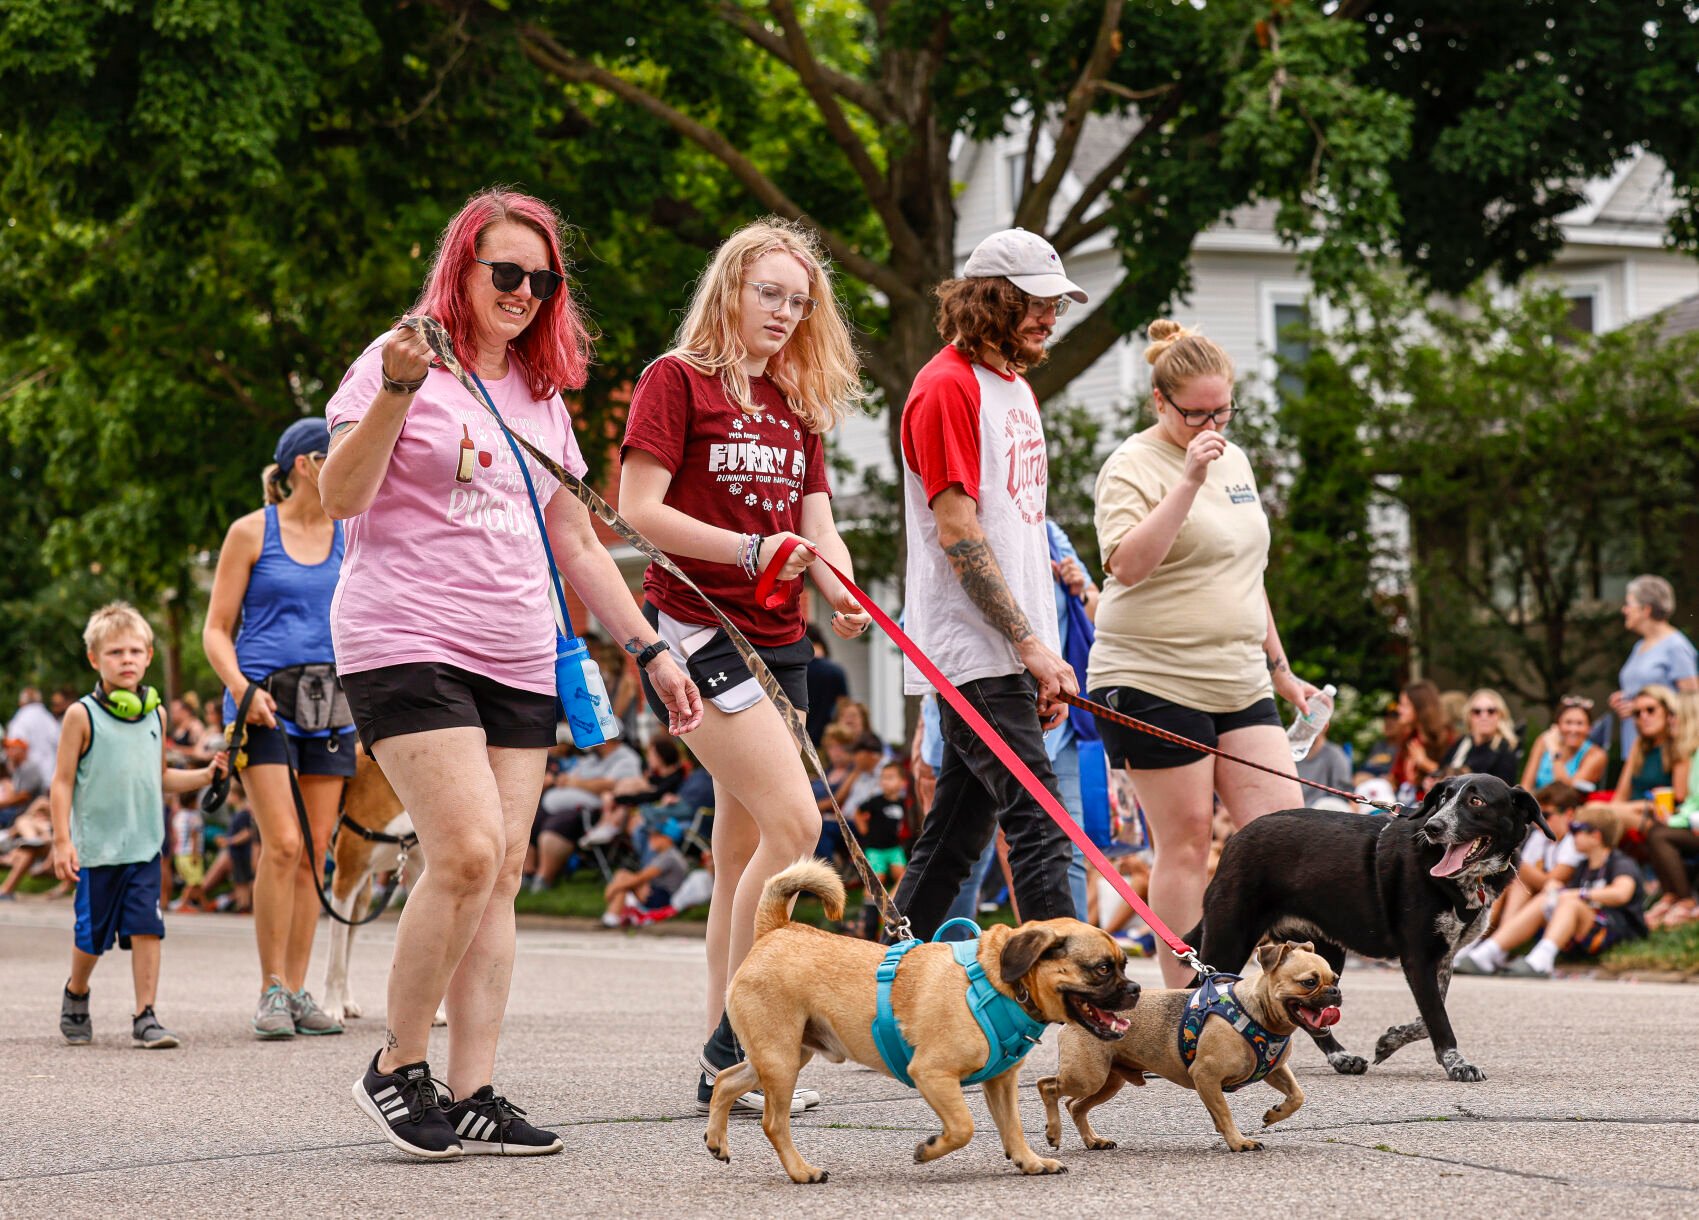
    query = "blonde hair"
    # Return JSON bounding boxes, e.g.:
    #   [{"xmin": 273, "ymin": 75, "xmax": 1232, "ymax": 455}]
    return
[
  {"xmin": 1467, "ymin": 688, "xmax": 1518, "ymax": 751},
  {"xmin": 83, "ymin": 601, "xmax": 155, "ymax": 654},
  {"xmin": 667, "ymin": 218, "xmax": 864, "ymax": 433},
  {"xmin": 1145, "ymin": 319, "xmax": 1234, "ymax": 403},
  {"xmin": 262, "ymin": 462, "xmax": 289, "ymax": 505},
  {"xmin": 1580, "ymin": 803, "xmax": 1626, "ymax": 850},
  {"xmin": 1674, "ymin": 690, "xmax": 1699, "ymax": 761},
  {"xmin": 1623, "ymin": 683, "xmax": 1680, "ymax": 779}
]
